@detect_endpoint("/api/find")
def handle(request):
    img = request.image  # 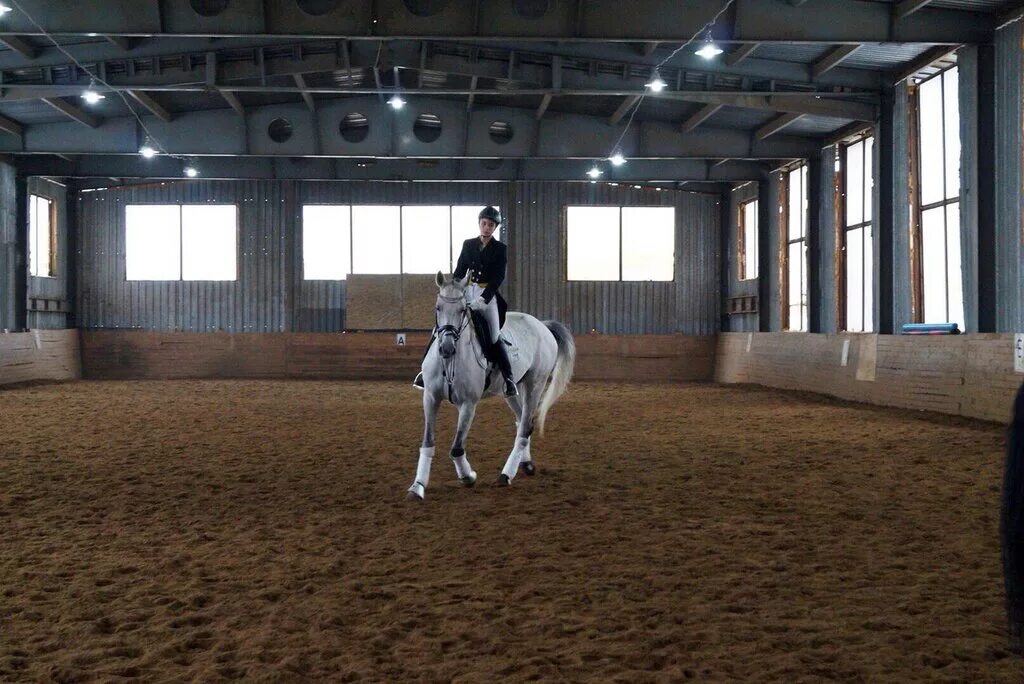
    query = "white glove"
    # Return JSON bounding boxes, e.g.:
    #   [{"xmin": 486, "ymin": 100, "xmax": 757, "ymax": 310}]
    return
[{"xmin": 469, "ymin": 295, "xmax": 488, "ymax": 311}]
